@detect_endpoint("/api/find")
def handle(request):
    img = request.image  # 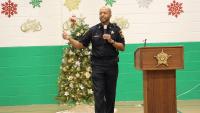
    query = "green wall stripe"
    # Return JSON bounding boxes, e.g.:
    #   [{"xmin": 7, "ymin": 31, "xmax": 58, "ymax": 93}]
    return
[{"xmin": 0, "ymin": 42, "xmax": 200, "ymax": 106}]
